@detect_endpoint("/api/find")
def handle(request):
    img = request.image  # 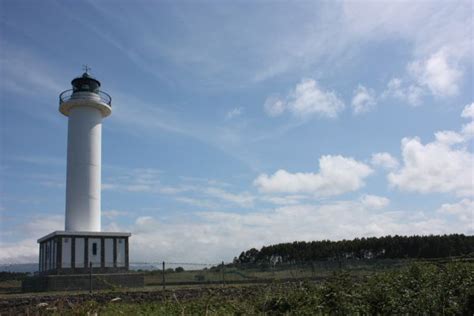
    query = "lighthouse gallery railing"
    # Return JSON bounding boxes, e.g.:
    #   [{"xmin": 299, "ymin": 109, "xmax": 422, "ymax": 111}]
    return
[{"xmin": 59, "ymin": 89, "xmax": 112, "ymax": 106}]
